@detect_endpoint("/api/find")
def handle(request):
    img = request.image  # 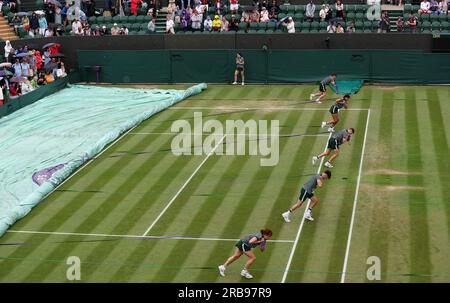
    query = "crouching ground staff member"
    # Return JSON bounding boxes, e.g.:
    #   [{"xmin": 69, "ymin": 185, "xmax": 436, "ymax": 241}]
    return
[{"xmin": 218, "ymin": 228, "xmax": 273, "ymax": 279}]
